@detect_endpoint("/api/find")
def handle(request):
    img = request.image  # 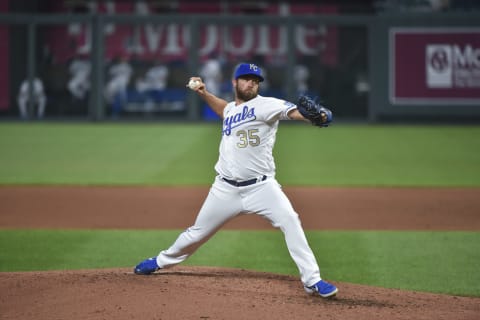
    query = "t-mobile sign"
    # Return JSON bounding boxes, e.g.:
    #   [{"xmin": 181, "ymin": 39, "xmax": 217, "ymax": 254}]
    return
[{"xmin": 390, "ymin": 28, "xmax": 480, "ymax": 105}]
